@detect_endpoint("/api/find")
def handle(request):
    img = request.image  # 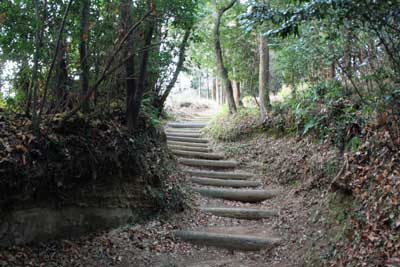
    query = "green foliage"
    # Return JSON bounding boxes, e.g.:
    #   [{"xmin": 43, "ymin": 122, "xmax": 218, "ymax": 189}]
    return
[
  {"xmin": 273, "ymin": 81, "xmax": 366, "ymax": 149},
  {"xmin": 205, "ymin": 105, "xmax": 261, "ymax": 141},
  {"xmin": 141, "ymin": 95, "xmax": 161, "ymax": 126}
]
